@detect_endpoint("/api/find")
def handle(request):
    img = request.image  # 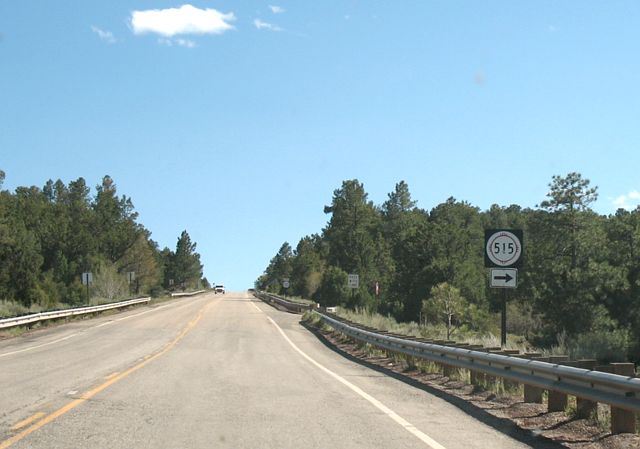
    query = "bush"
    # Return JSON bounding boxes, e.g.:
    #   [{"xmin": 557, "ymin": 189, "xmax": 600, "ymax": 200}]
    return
[
  {"xmin": 316, "ymin": 266, "xmax": 349, "ymax": 306},
  {"xmin": 568, "ymin": 329, "xmax": 630, "ymax": 364},
  {"xmin": 93, "ymin": 262, "xmax": 127, "ymax": 301},
  {"xmin": 0, "ymin": 300, "xmax": 29, "ymax": 318},
  {"xmin": 506, "ymin": 300, "xmax": 542, "ymax": 341},
  {"xmin": 565, "ymin": 306, "xmax": 630, "ymax": 363}
]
